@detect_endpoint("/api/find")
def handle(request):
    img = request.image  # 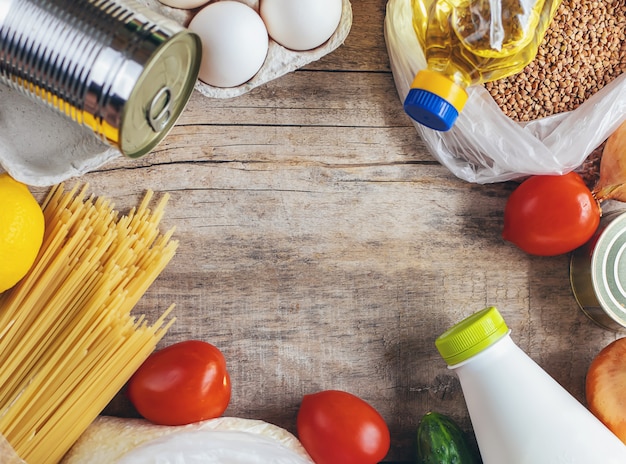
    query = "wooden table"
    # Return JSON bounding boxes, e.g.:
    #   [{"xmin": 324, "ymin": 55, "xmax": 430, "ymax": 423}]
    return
[{"xmin": 30, "ymin": 0, "xmax": 620, "ymax": 461}]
